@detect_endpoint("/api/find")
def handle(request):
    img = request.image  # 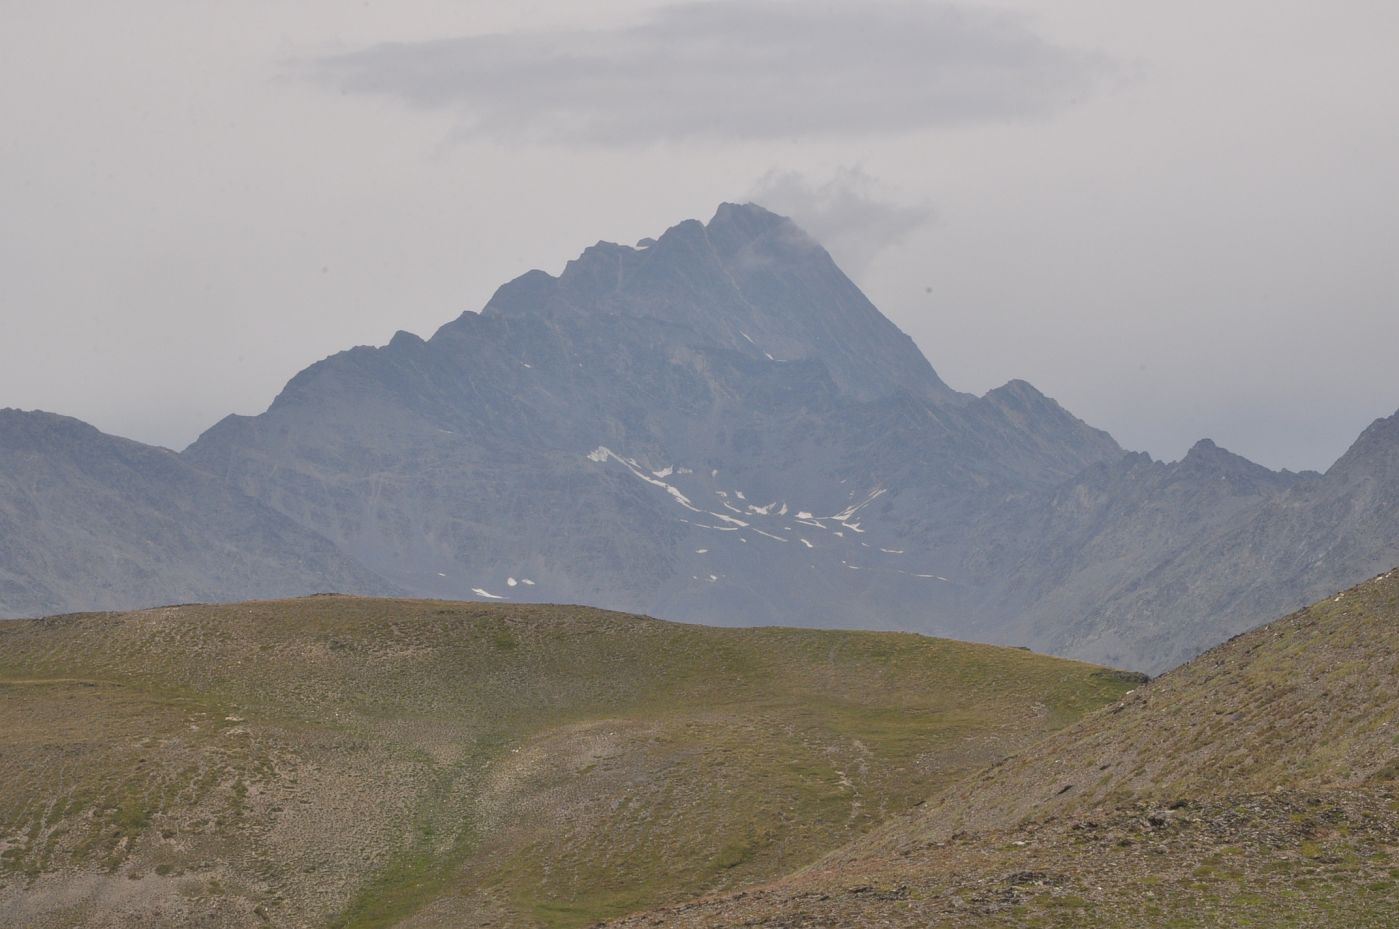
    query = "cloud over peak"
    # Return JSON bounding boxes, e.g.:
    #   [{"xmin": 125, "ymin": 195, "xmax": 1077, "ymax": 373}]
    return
[
  {"xmin": 749, "ymin": 167, "xmax": 934, "ymax": 274},
  {"xmin": 309, "ymin": 1, "xmax": 1110, "ymax": 145}
]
